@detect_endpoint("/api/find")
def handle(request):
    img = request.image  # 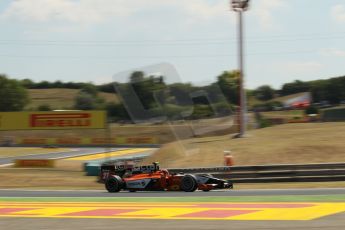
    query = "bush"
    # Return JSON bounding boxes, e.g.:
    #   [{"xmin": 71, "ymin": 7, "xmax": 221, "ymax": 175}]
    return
[
  {"xmin": 190, "ymin": 104, "xmax": 214, "ymax": 119},
  {"xmin": 162, "ymin": 104, "xmax": 188, "ymax": 119},
  {"xmin": 252, "ymin": 101, "xmax": 283, "ymax": 112},
  {"xmin": 305, "ymin": 106, "xmax": 319, "ymax": 115},
  {"xmin": 37, "ymin": 104, "xmax": 52, "ymax": 111},
  {"xmin": 258, "ymin": 118, "xmax": 272, "ymax": 128},
  {"xmin": 213, "ymin": 101, "xmax": 234, "ymax": 116},
  {"xmin": 105, "ymin": 102, "xmax": 130, "ymax": 121},
  {"xmin": 74, "ymin": 92, "xmax": 97, "ymax": 110}
]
